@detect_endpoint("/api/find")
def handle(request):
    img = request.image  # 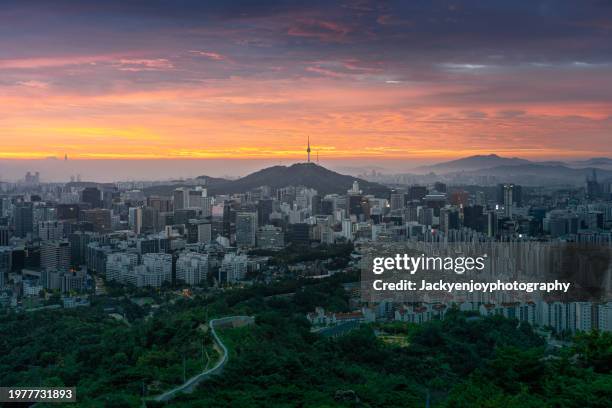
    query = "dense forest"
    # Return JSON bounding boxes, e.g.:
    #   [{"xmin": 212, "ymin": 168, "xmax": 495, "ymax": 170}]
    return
[{"xmin": 0, "ymin": 272, "xmax": 611, "ymax": 407}]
